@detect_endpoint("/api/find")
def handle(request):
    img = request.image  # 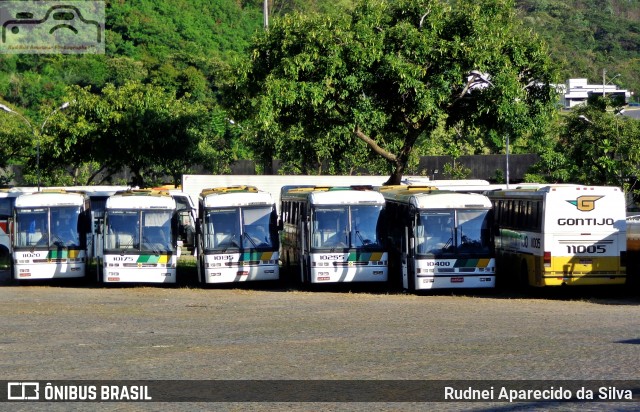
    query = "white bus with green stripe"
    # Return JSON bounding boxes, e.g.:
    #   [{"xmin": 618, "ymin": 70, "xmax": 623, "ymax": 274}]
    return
[
  {"xmin": 280, "ymin": 186, "xmax": 388, "ymax": 285},
  {"xmin": 100, "ymin": 189, "xmax": 178, "ymax": 284},
  {"xmin": 378, "ymin": 185, "xmax": 495, "ymax": 291},
  {"xmin": 11, "ymin": 190, "xmax": 91, "ymax": 281},
  {"xmin": 196, "ymin": 186, "xmax": 279, "ymax": 284},
  {"xmin": 487, "ymin": 185, "xmax": 627, "ymax": 287}
]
